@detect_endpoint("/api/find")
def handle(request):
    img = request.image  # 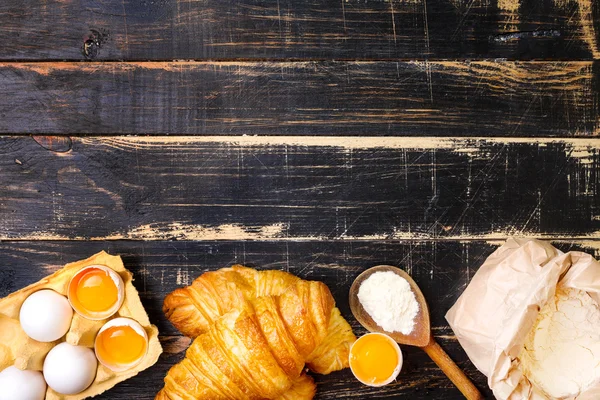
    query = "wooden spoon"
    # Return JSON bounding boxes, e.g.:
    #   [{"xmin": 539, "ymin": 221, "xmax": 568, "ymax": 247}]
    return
[{"xmin": 349, "ymin": 265, "xmax": 483, "ymax": 400}]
